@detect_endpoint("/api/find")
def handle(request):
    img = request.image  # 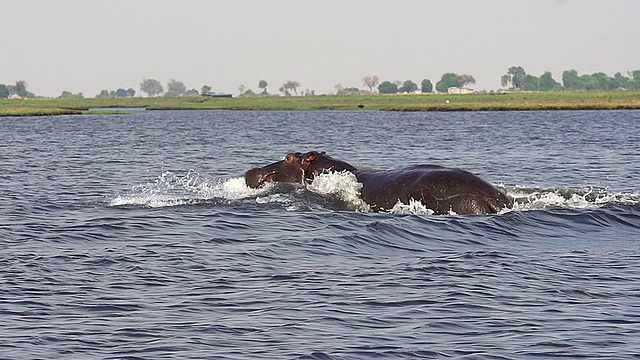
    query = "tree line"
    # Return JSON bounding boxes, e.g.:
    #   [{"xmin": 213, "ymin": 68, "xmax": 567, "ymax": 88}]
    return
[
  {"xmin": 2, "ymin": 67, "xmax": 640, "ymax": 99},
  {"xmin": 501, "ymin": 66, "xmax": 640, "ymax": 91},
  {"xmin": 350, "ymin": 74, "xmax": 476, "ymax": 95},
  {"xmin": 350, "ymin": 67, "xmax": 640, "ymax": 95}
]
